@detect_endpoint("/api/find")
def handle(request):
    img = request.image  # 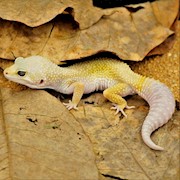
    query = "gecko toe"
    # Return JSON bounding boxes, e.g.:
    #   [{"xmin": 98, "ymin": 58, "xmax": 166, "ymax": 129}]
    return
[
  {"xmin": 126, "ymin": 105, "xmax": 135, "ymax": 109},
  {"xmin": 119, "ymin": 108, "xmax": 127, "ymax": 118},
  {"xmin": 63, "ymin": 100, "xmax": 78, "ymax": 111},
  {"xmin": 111, "ymin": 104, "xmax": 127, "ymax": 117}
]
